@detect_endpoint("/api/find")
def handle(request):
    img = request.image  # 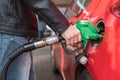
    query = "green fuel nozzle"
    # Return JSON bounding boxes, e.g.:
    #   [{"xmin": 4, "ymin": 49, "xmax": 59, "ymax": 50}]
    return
[{"xmin": 75, "ymin": 20, "xmax": 100, "ymax": 47}]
